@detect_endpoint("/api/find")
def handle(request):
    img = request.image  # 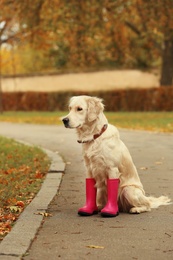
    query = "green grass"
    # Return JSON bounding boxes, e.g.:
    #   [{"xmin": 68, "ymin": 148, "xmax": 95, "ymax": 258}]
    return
[
  {"xmin": 0, "ymin": 136, "xmax": 50, "ymax": 238},
  {"xmin": 0, "ymin": 111, "xmax": 63, "ymax": 125},
  {"xmin": 0, "ymin": 111, "xmax": 173, "ymax": 132},
  {"xmin": 107, "ymin": 112, "xmax": 173, "ymax": 132}
]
